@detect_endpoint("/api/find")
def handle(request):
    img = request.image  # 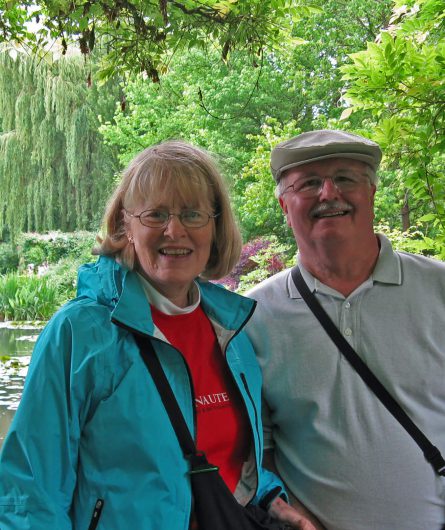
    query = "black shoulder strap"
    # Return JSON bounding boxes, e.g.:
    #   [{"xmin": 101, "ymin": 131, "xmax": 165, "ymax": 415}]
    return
[
  {"xmin": 291, "ymin": 266, "xmax": 445, "ymax": 477},
  {"xmin": 133, "ymin": 333, "xmax": 197, "ymax": 457}
]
